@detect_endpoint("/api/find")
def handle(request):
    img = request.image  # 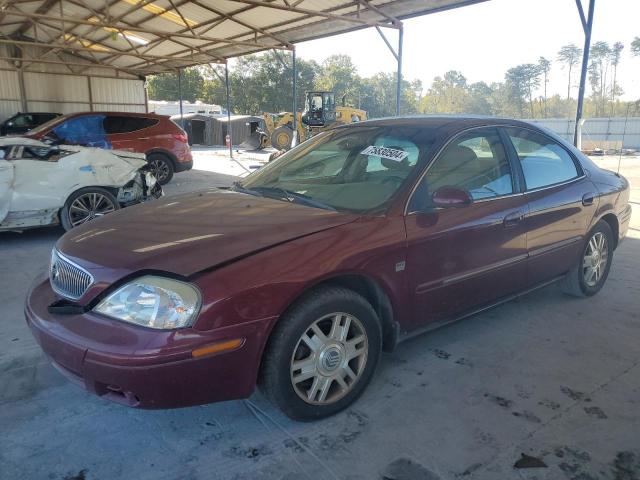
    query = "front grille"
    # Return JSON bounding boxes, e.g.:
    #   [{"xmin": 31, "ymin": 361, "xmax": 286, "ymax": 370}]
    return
[{"xmin": 50, "ymin": 250, "xmax": 93, "ymax": 300}]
